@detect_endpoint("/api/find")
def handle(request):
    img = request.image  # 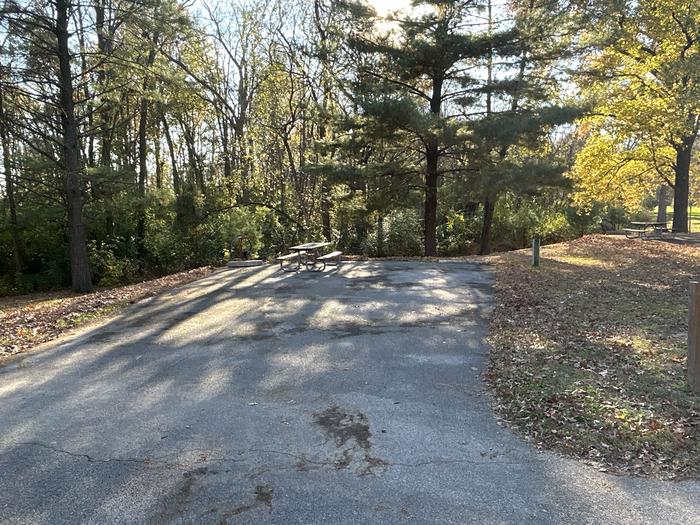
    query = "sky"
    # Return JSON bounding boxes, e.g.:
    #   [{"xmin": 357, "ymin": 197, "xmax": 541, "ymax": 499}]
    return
[{"xmin": 367, "ymin": 0, "xmax": 413, "ymax": 17}]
